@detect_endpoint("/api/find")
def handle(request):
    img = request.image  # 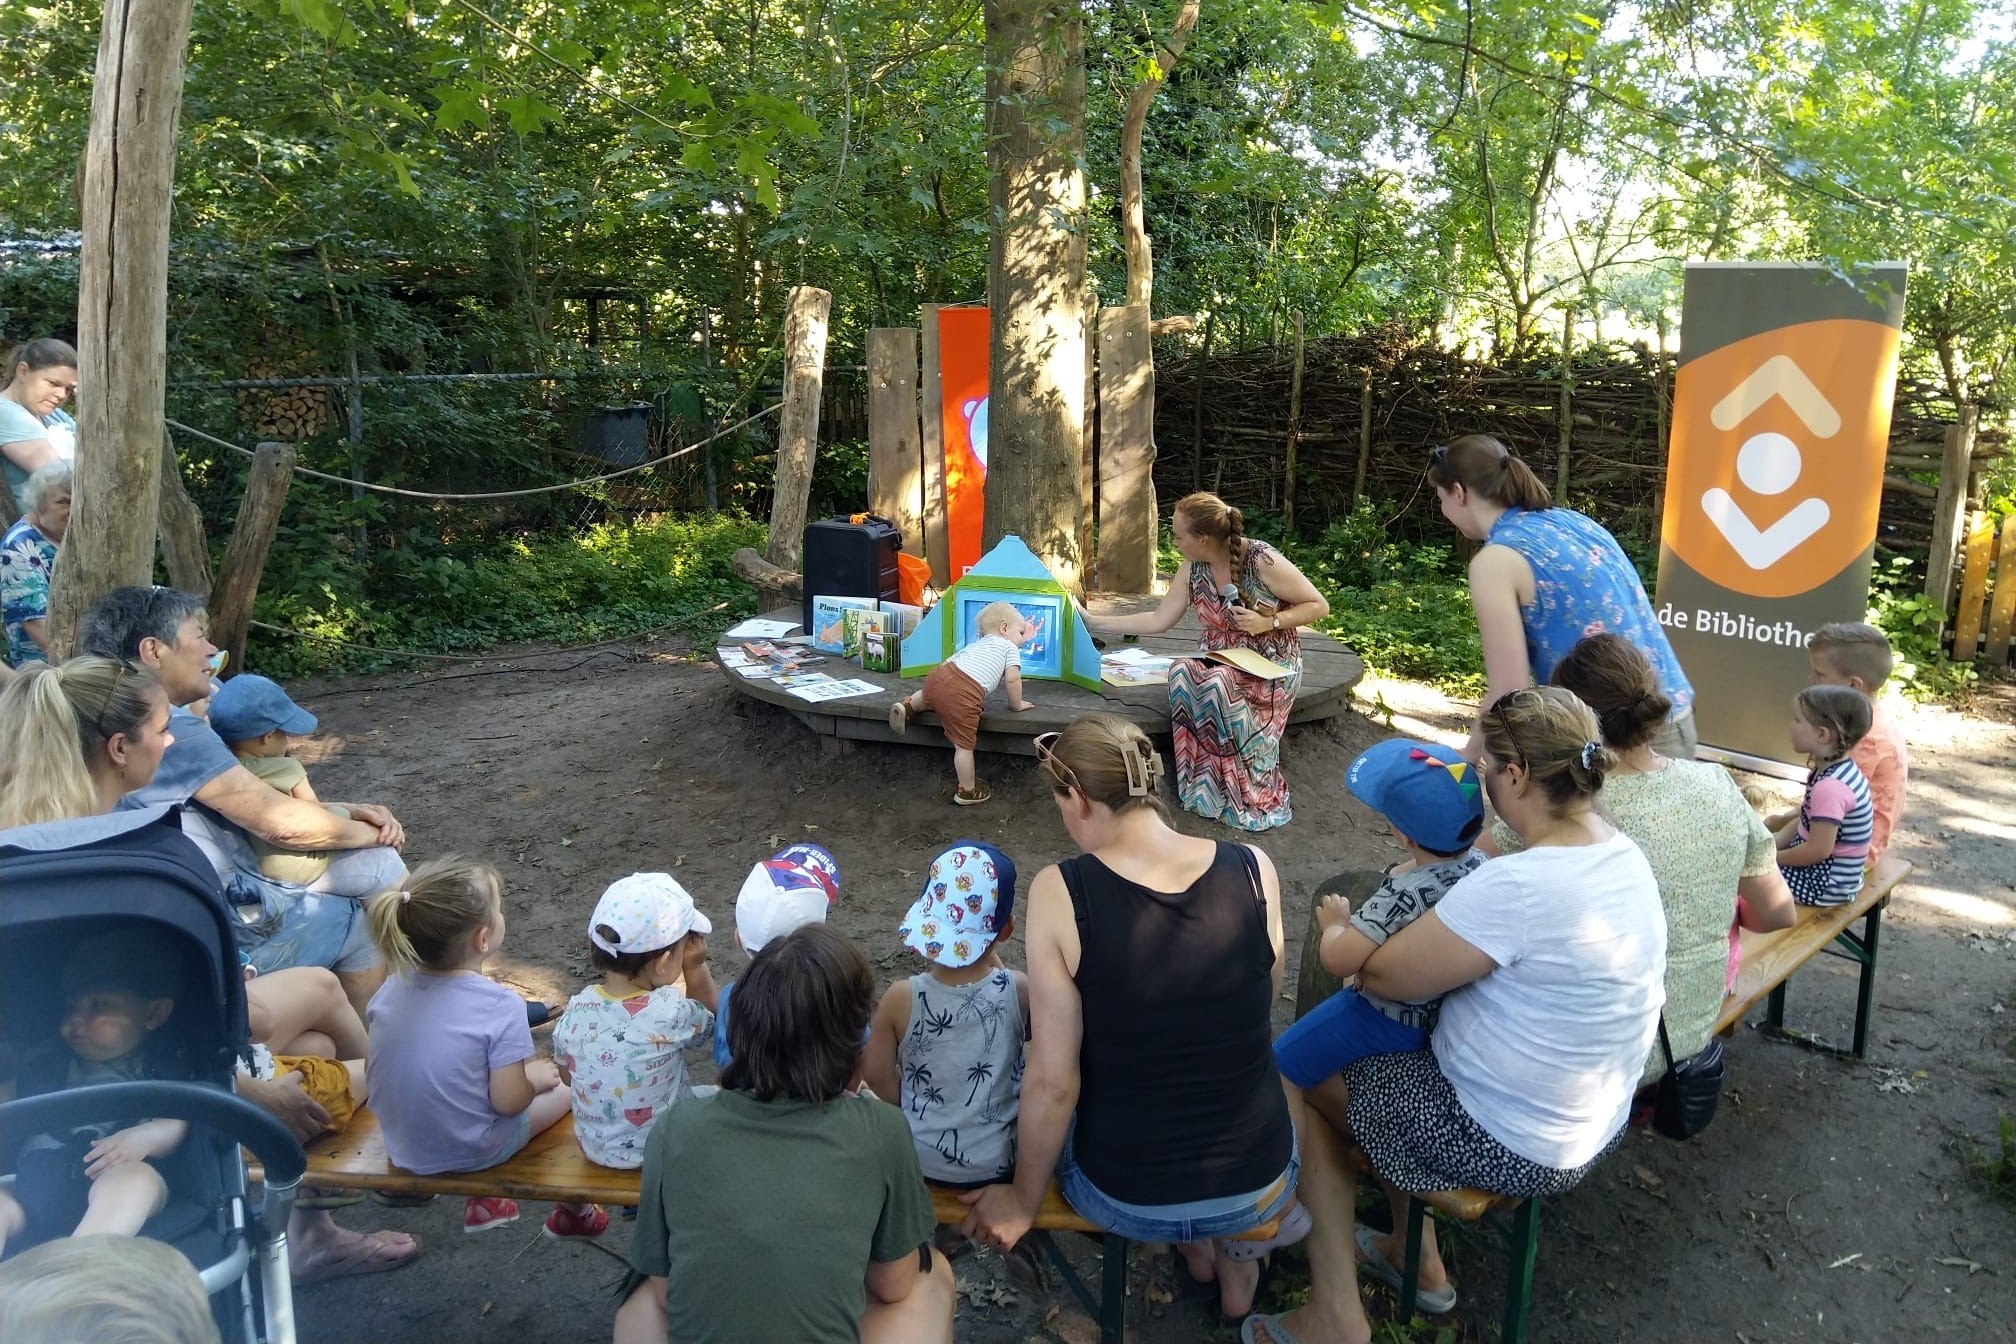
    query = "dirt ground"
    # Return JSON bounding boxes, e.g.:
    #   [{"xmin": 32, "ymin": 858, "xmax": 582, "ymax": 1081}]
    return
[{"xmin": 286, "ymin": 637, "xmax": 2016, "ymax": 1343}]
